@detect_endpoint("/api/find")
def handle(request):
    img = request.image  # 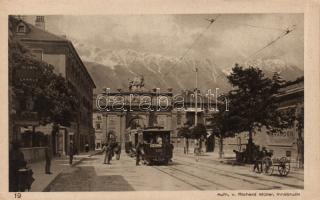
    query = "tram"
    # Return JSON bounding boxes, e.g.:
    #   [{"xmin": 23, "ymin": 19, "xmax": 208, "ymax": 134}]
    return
[{"xmin": 125, "ymin": 127, "xmax": 173, "ymax": 165}]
